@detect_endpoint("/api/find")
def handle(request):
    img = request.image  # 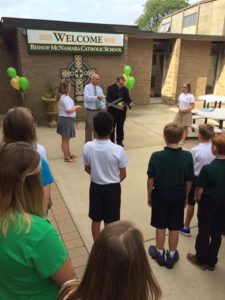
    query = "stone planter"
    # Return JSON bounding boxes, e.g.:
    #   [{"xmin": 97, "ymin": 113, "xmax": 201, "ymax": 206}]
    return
[{"xmin": 41, "ymin": 96, "xmax": 58, "ymax": 128}]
